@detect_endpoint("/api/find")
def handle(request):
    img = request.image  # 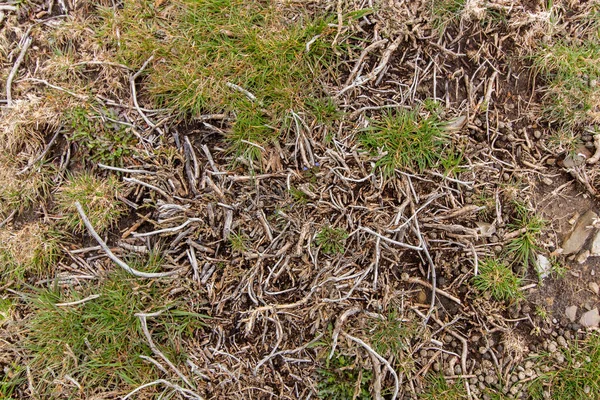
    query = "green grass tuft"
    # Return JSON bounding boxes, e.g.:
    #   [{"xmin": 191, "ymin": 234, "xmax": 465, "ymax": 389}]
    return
[
  {"xmin": 26, "ymin": 273, "xmax": 207, "ymax": 397},
  {"xmin": 315, "ymin": 226, "xmax": 348, "ymax": 255},
  {"xmin": 529, "ymin": 333, "xmax": 600, "ymax": 399},
  {"xmin": 429, "ymin": 0, "xmax": 466, "ymax": 32},
  {"xmin": 534, "ymin": 41, "xmax": 600, "ymax": 127},
  {"xmin": 99, "ymin": 0, "xmax": 344, "ymax": 164},
  {"xmin": 229, "ymin": 231, "xmax": 249, "ymax": 253},
  {"xmin": 421, "ymin": 374, "xmax": 468, "ymax": 399},
  {"xmin": 359, "ymin": 109, "xmax": 449, "ymax": 176},
  {"xmin": 506, "ymin": 201, "xmax": 544, "ymax": 271},
  {"xmin": 65, "ymin": 106, "xmax": 137, "ymax": 167},
  {"xmin": 317, "ymin": 352, "xmax": 372, "ymax": 400},
  {"xmin": 472, "ymin": 259, "xmax": 523, "ymax": 302}
]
